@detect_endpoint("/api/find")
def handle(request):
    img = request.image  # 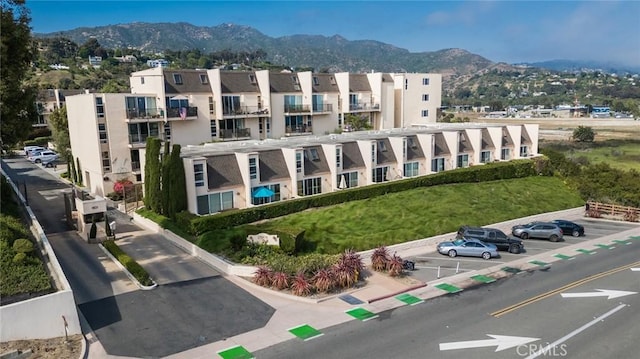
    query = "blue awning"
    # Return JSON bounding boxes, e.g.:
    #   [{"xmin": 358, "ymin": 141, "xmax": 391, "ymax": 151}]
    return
[{"xmin": 252, "ymin": 187, "xmax": 275, "ymax": 198}]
